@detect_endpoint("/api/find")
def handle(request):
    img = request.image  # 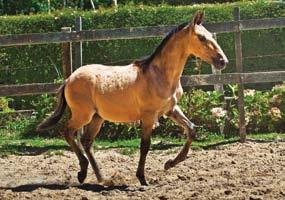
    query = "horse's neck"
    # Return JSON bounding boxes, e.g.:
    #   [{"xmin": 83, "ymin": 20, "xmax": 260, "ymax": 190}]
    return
[{"xmin": 151, "ymin": 33, "xmax": 189, "ymax": 89}]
